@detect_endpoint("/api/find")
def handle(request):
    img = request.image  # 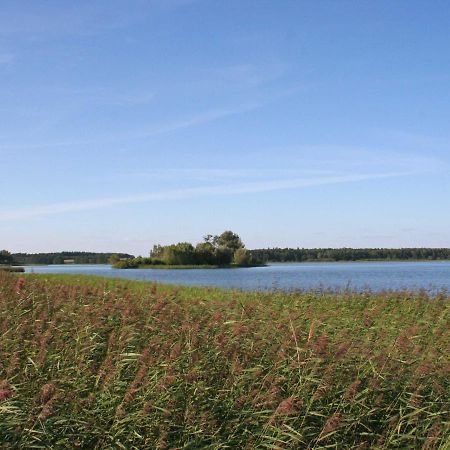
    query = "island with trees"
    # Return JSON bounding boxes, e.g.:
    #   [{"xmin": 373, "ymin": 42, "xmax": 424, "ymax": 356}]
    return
[{"xmin": 113, "ymin": 231, "xmax": 263, "ymax": 269}]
